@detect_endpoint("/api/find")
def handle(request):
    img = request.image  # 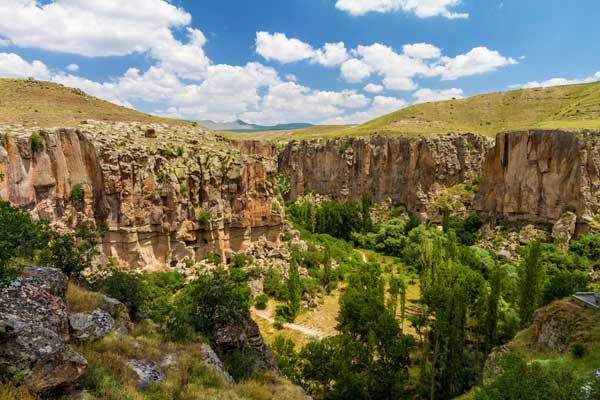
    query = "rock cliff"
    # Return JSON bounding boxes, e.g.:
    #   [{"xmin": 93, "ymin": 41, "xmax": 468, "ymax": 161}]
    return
[
  {"xmin": 474, "ymin": 130, "xmax": 600, "ymax": 226},
  {"xmin": 0, "ymin": 121, "xmax": 284, "ymax": 271},
  {"xmin": 278, "ymin": 133, "xmax": 493, "ymax": 213}
]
